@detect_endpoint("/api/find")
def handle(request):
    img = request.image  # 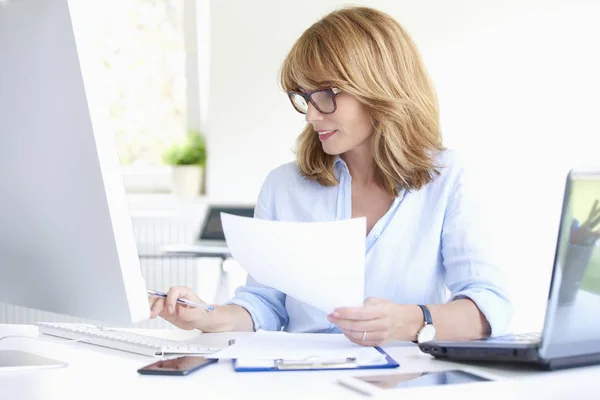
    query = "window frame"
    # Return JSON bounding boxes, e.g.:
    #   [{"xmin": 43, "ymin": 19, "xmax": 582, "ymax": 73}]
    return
[{"xmin": 122, "ymin": 0, "xmax": 205, "ymax": 194}]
